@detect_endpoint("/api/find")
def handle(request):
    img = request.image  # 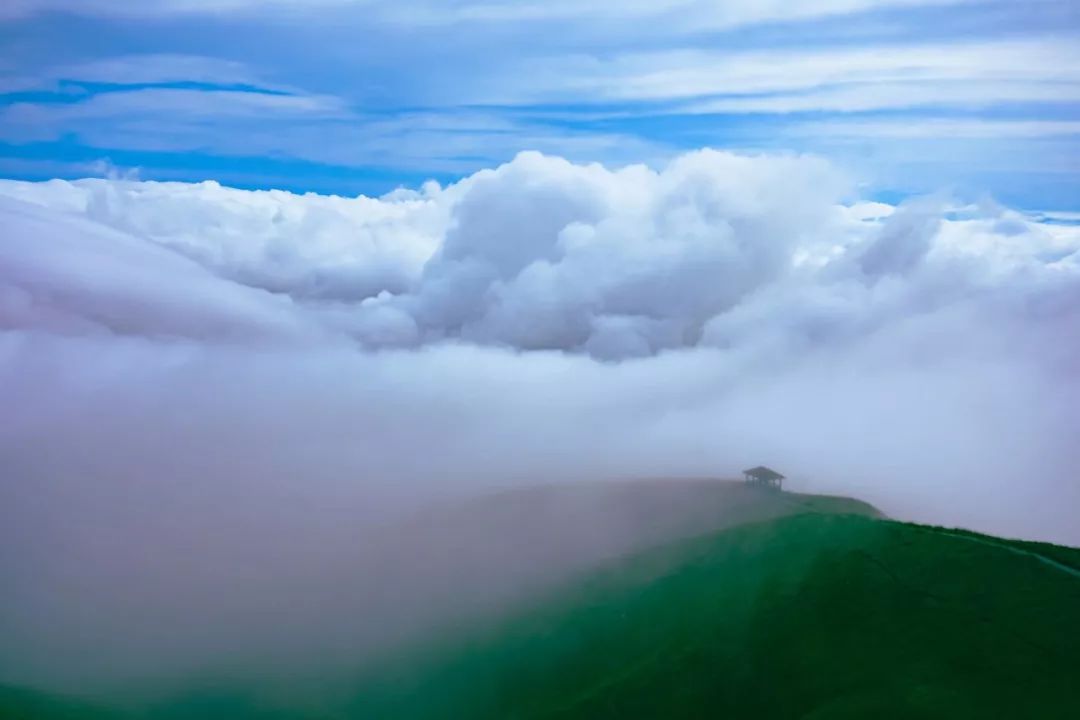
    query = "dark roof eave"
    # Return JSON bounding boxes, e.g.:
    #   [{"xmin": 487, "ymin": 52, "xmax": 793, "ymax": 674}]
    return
[{"xmin": 743, "ymin": 466, "xmax": 785, "ymax": 480}]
